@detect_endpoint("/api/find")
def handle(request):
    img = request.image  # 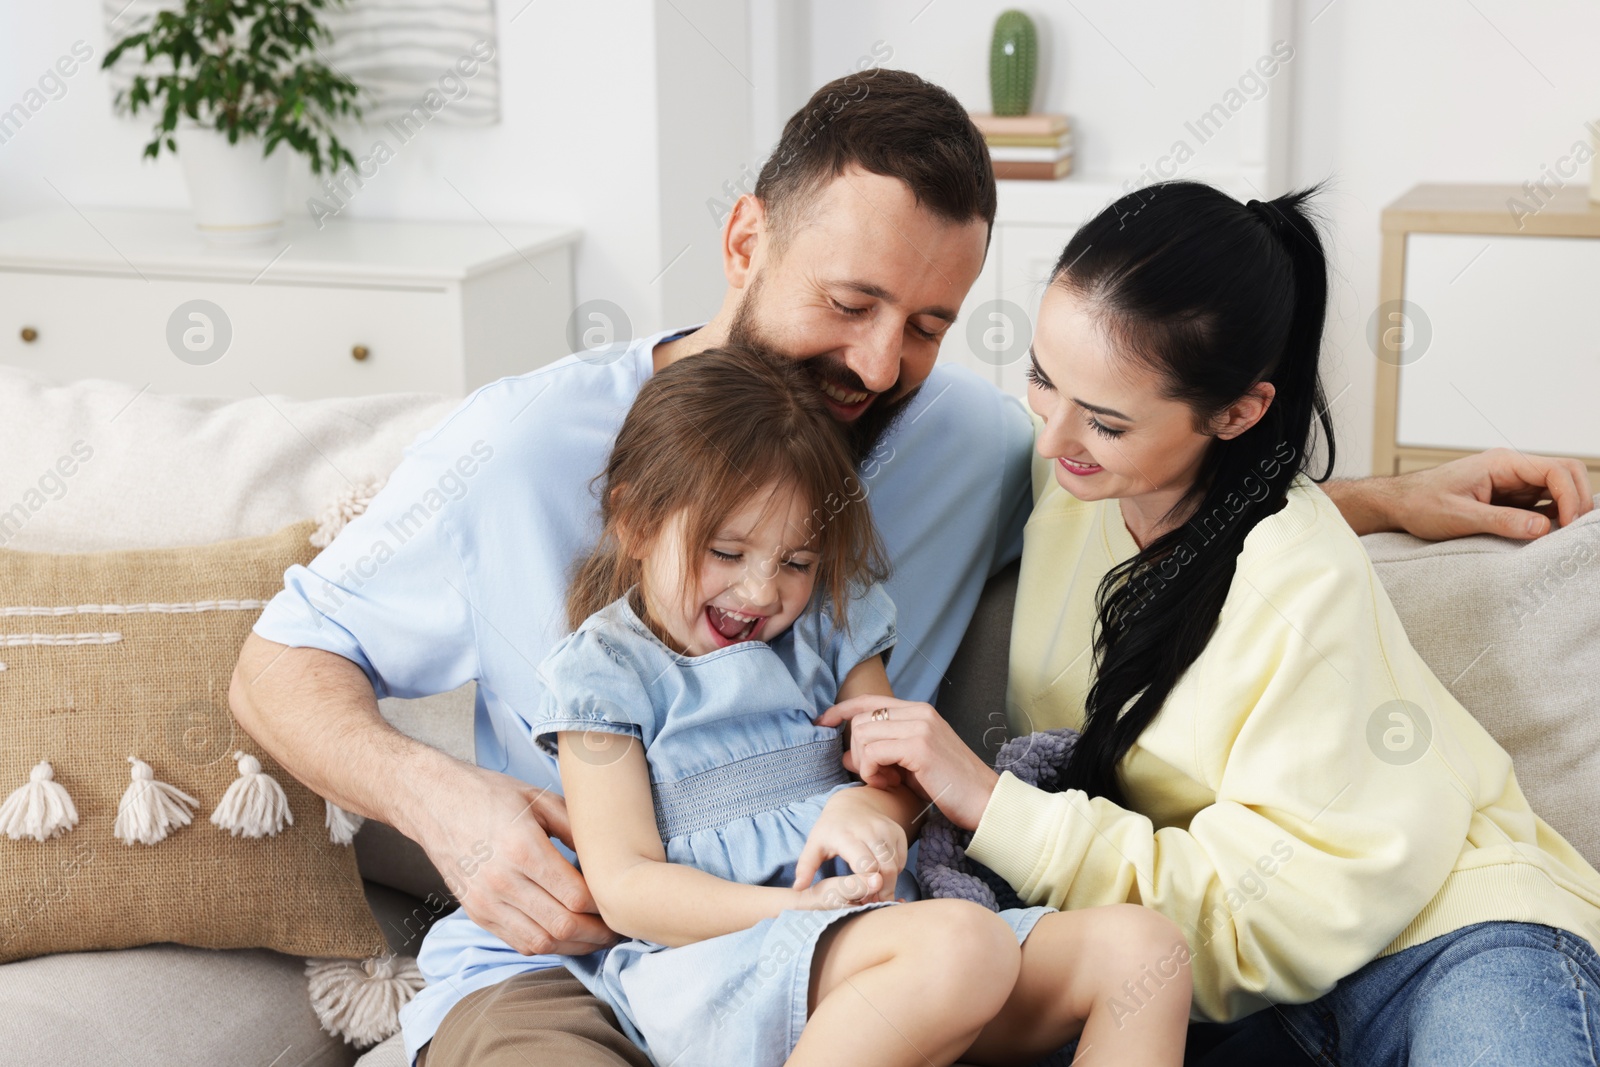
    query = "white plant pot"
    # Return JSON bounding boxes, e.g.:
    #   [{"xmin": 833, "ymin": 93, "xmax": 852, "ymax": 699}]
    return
[{"xmin": 176, "ymin": 124, "xmax": 289, "ymax": 247}]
